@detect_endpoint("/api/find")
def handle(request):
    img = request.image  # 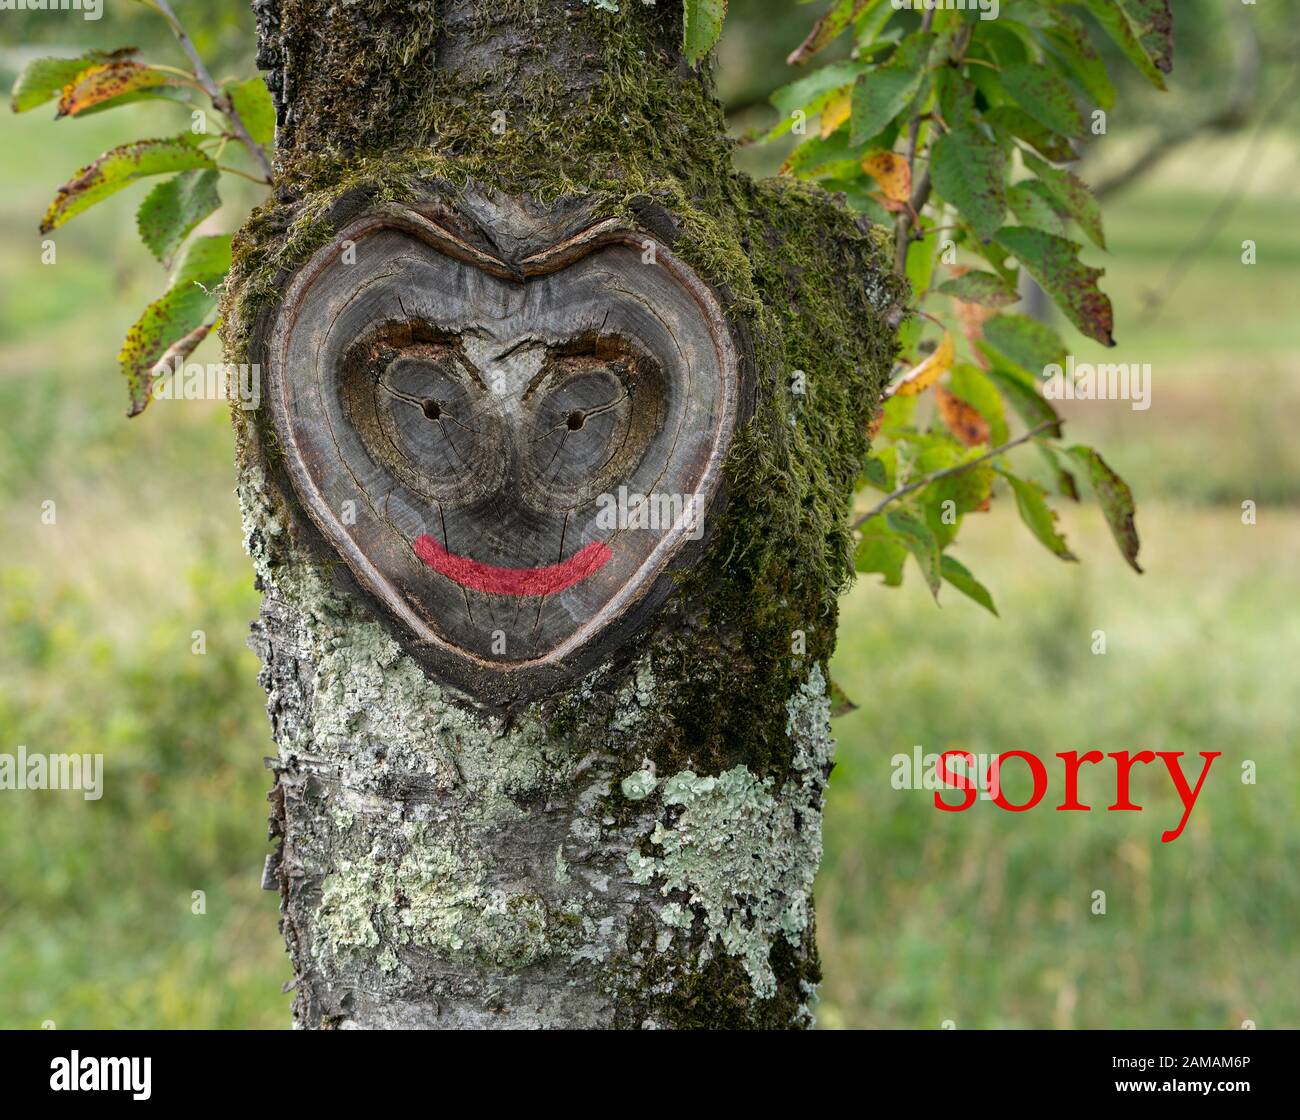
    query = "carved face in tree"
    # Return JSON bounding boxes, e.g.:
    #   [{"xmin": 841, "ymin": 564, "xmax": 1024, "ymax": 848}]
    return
[{"xmin": 264, "ymin": 200, "xmax": 740, "ymax": 698}]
